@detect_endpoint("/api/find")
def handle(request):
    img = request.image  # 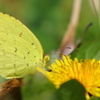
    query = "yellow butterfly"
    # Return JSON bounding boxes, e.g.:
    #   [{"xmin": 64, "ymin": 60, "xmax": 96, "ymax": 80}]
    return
[{"xmin": 0, "ymin": 12, "xmax": 49, "ymax": 79}]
